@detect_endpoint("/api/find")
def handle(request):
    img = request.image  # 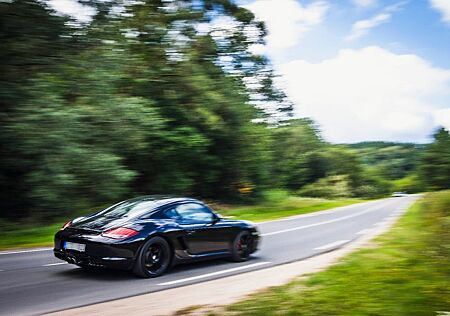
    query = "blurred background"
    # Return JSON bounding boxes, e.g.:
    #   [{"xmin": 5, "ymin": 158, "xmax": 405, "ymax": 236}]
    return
[{"xmin": 0, "ymin": 0, "xmax": 449, "ymax": 229}]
